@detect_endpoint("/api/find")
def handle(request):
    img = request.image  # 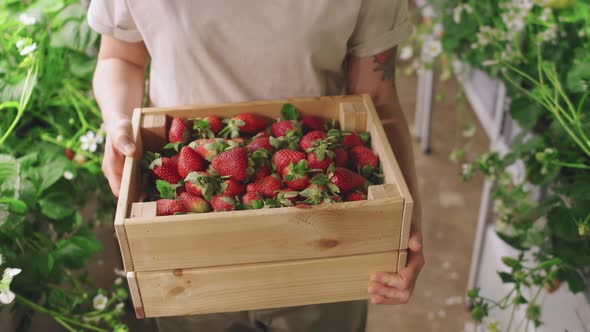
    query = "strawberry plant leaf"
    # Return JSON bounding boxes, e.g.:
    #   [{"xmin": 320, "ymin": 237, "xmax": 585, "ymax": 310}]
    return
[
  {"xmin": 156, "ymin": 180, "xmax": 176, "ymax": 199},
  {"xmin": 280, "ymin": 103, "xmax": 298, "ymax": 120},
  {"xmin": 164, "ymin": 142, "xmax": 182, "ymax": 152},
  {"xmin": 359, "ymin": 132, "xmax": 371, "ymax": 144},
  {"xmin": 0, "ymin": 198, "xmax": 27, "ymax": 214}
]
